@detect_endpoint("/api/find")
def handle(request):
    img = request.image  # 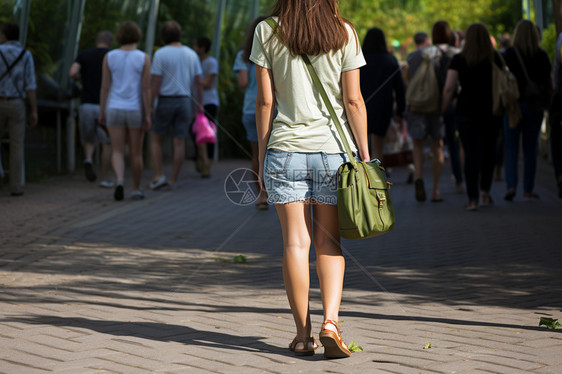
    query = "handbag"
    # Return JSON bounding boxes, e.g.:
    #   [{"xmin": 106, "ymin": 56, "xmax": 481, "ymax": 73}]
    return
[
  {"xmin": 514, "ymin": 48, "xmax": 546, "ymax": 113},
  {"xmin": 192, "ymin": 111, "xmax": 217, "ymax": 145},
  {"xmin": 301, "ymin": 54, "xmax": 395, "ymax": 239},
  {"xmin": 492, "ymin": 53, "xmax": 521, "ymax": 128}
]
